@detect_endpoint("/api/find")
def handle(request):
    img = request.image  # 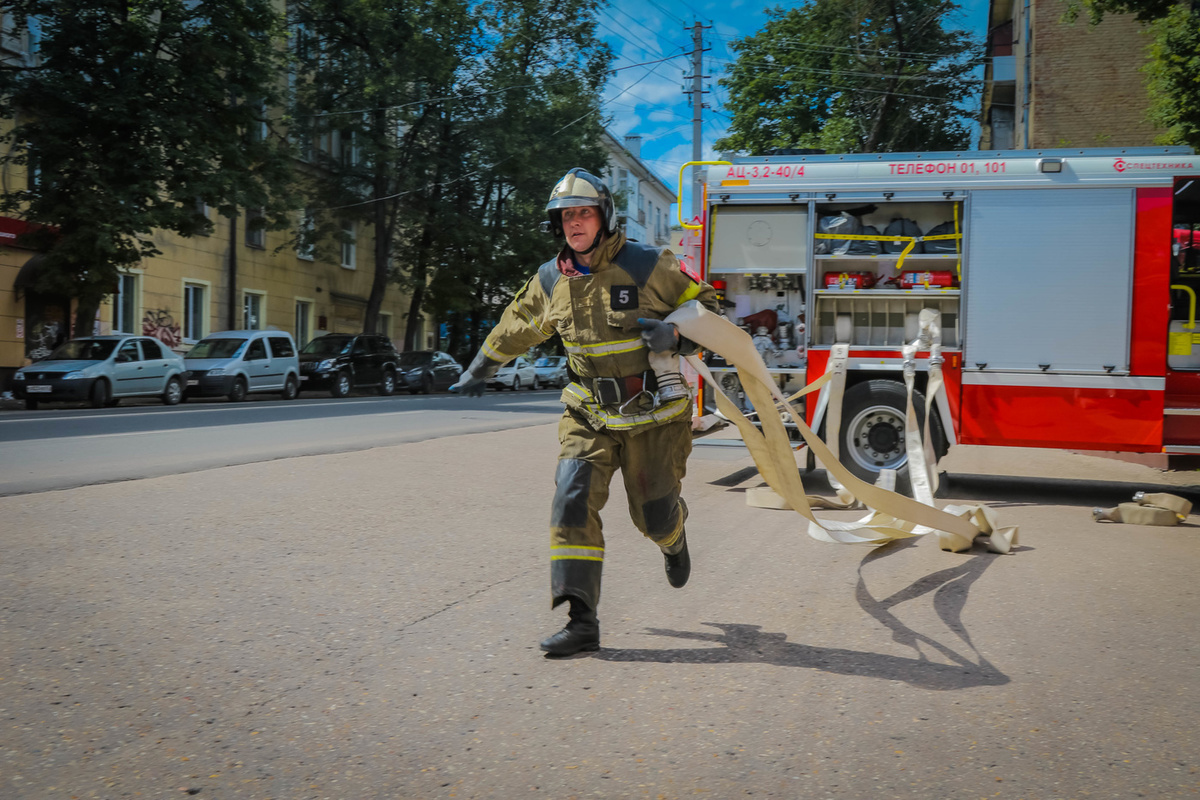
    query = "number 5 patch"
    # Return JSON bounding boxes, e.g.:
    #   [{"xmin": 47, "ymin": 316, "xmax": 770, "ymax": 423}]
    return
[{"xmin": 610, "ymin": 285, "xmax": 638, "ymax": 310}]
